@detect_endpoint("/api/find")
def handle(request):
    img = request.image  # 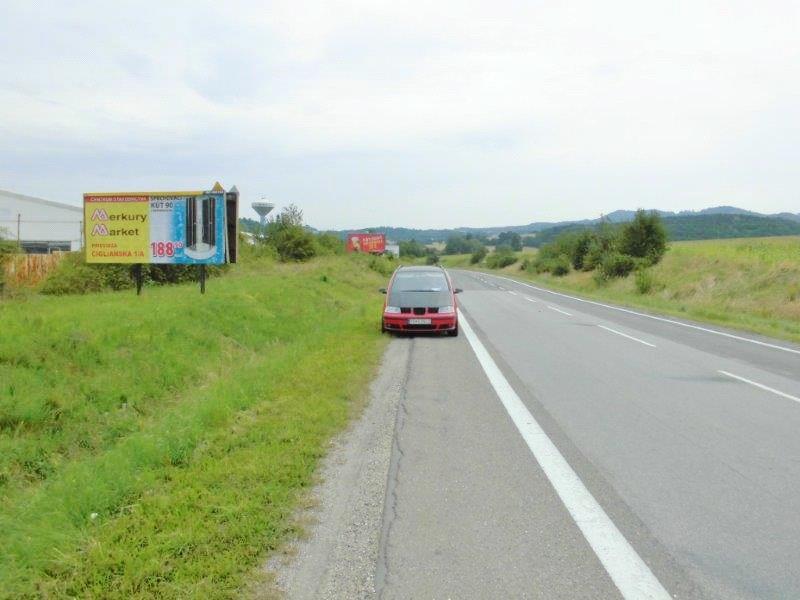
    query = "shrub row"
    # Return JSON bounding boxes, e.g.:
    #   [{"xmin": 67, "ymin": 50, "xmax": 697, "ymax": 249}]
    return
[
  {"xmin": 39, "ymin": 253, "xmax": 227, "ymax": 295},
  {"xmin": 485, "ymin": 245, "xmax": 517, "ymax": 269},
  {"xmin": 252, "ymin": 205, "xmax": 346, "ymax": 262},
  {"xmin": 527, "ymin": 210, "xmax": 667, "ymax": 283}
]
